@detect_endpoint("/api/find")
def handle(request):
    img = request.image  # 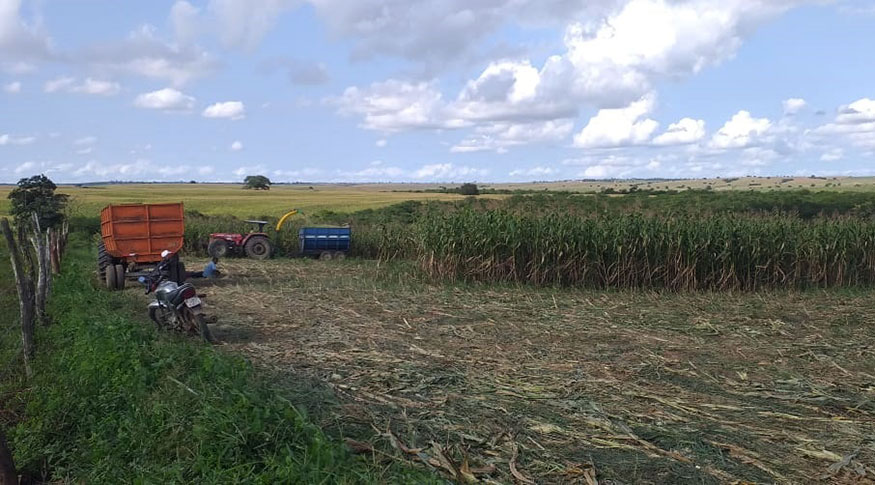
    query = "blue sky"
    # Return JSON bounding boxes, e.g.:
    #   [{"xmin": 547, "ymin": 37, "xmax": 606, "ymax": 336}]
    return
[{"xmin": 1, "ymin": 0, "xmax": 874, "ymax": 183}]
